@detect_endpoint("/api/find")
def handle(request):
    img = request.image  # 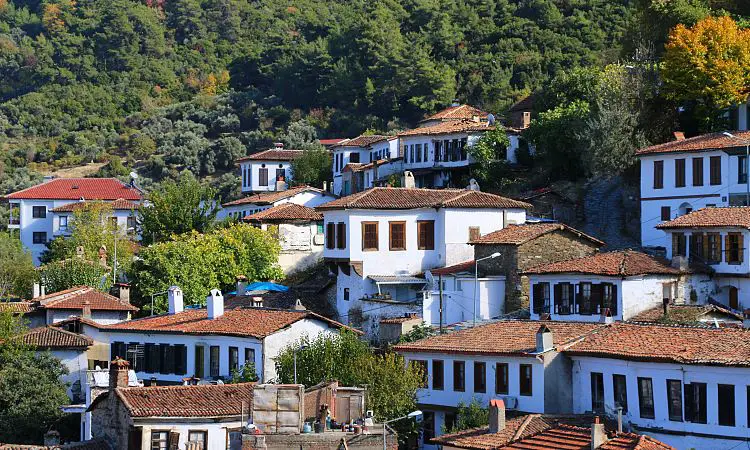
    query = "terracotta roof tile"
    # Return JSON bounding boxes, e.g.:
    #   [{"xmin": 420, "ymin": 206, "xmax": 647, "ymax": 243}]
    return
[
  {"xmin": 334, "ymin": 135, "xmax": 391, "ymax": 147},
  {"xmin": 431, "ymin": 414, "xmax": 561, "ymax": 449},
  {"xmin": 21, "ymin": 326, "xmax": 93, "ymax": 349},
  {"xmin": 380, "ymin": 314, "xmax": 421, "ymax": 324},
  {"xmin": 114, "ymin": 382, "xmax": 254, "ymax": 417},
  {"xmin": 319, "ymin": 138, "xmax": 348, "ymax": 146},
  {"xmin": 0, "ymin": 301, "xmax": 38, "ymax": 314},
  {"xmin": 509, "ymin": 96, "xmax": 534, "ymax": 113},
  {"xmin": 243, "ymin": 203, "xmax": 322, "ymax": 222},
  {"xmin": 429, "ymin": 260, "xmax": 475, "ymax": 276},
  {"xmin": 421, "ymin": 105, "xmax": 488, "ymax": 123},
  {"xmin": 629, "ymin": 304, "xmax": 743, "ymax": 324},
  {"xmin": 656, "ymin": 206, "xmax": 750, "ymax": 229},
  {"xmin": 105, "ymin": 308, "xmax": 354, "ymax": 338},
  {"xmin": 636, "ymin": 131, "xmax": 750, "ymax": 155},
  {"xmin": 5, "ymin": 178, "xmax": 142, "ymax": 201},
  {"xmin": 563, "ymin": 322, "xmax": 750, "ymax": 367},
  {"xmin": 399, "ymin": 120, "xmax": 494, "ymax": 136},
  {"xmin": 471, "ymin": 223, "xmax": 604, "ymax": 246},
  {"xmin": 37, "ymin": 286, "xmax": 138, "ymax": 312},
  {"xmin": 523, "ymin": 250, "xmax": 679, "ymax": 277},
  {"xmin": 236, "ymin": 148, "xmax": 304, "ymax": 162},
  {"xmin": 221, "ymin": 185, "xmax": 328, "ymax": 207},
  {"xmin": 316, "ymin": 187, "xmax": 531, "ymax": 211},
  {"xmin": 394, "ymin": 320, "xmax": 602, "ymax": 356},
  {"xmin": 50, "ymin": 198, "xmax": 140, "ymax": 213}
]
